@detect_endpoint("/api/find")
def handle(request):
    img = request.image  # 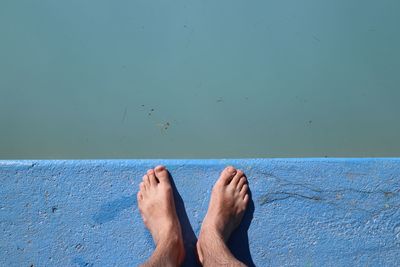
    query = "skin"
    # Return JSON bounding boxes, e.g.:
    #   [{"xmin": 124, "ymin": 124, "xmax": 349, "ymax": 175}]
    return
[
  {"xmin": 137, "ymin": 165, "xmax": 249, "ymax": 267},
  {"xmin": 137, "ymin": 166, "xmax": 185, "ymax": 267},
  {"xmin": 197, "ymin": 166, "xmax": 249, "ymax": 266}
]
